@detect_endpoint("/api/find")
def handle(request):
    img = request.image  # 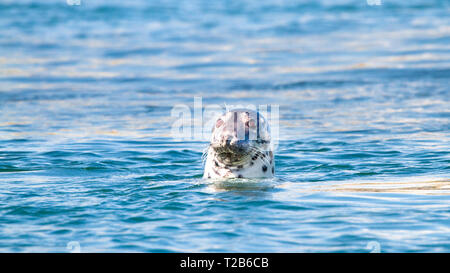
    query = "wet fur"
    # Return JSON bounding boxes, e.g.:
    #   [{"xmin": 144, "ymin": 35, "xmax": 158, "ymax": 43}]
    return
[{"xmin": 203, "ymin": 109, "xmax": 274, "ymax": 179}]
